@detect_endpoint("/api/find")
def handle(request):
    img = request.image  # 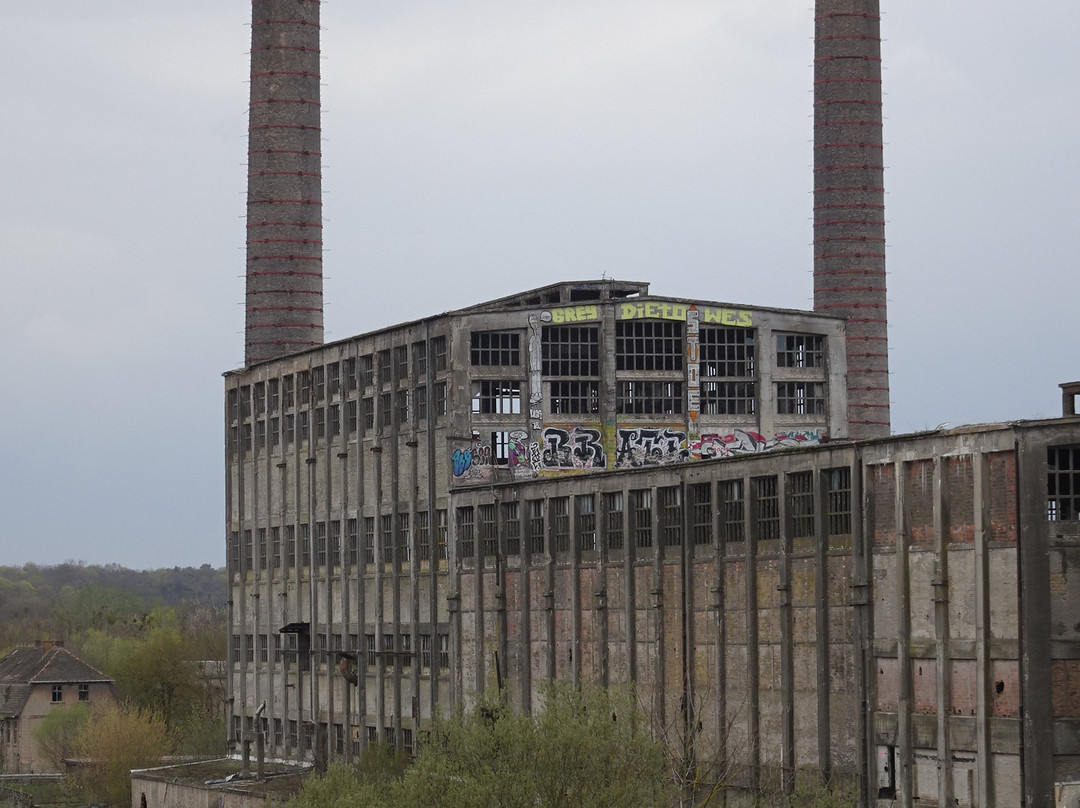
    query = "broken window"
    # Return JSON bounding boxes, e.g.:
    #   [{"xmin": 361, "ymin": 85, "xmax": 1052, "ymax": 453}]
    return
[
  {"xmin": 776, "ymin": 382, "xmax": 826, "ymax": 416},
  {"xmin": 1048, "ymin": 445, "xmax": 1080, "ymax": 520},
  {"xmin": 689, "ymin": 483, "xmax": 712, "ymax": 546},
  {"xmin": 378, "ymin": 350, "xmax": 392, "ymax": 384},
  {"xmin": 617, "ymin": 380, "xmax": 683, "ymax": 415},
  {"xmin": 542, "ymin": 325, "xmax": 599, "ymax": 376},
  {"xmin": 720, "ymin": 480, "xmax": 745, "ymax": 544},
  {"xmin": 550, "ymin": 497, "xmax": 570, "ymax": 553},
  {"xmin": 432, "ymin": 336, "xmax": 447, "ymax": 373},
  {"xmin": 825, "ymin": 467, "xmax": 852, "ymax": 536},
  {"xmin": 394, "ymin": 346, "xmax": 409, "ymax": 383},
  {"xmin": 776, "ymin": 332, "xmax": 825, "ymax": 369},
  {"xmin": 479, "ymin": 504, "xmax": 497, "ymax": 557},
  {"xmin": 471, "ymin": 380, "xmax": 523, "ymax": 414},
  {"xmin": 789, "ymin": 471, "xmax": 815, "ymax": 539},
  {"xmin": 470, "ymin": 331, "xmax": 520, "ymax": 366},
  {"xmin": 658, "ymin": 486, "xmax": 682, "ymax": 547},
  {"xmin": 327, "ymin": 362, "xmax": 340, "ymax": 397},
  {"xmin": 457, "ymin": 507, "xmax": 475, "ymax": 559},
  {"xmin": 631, "ymin": 489, "xmax": 653, "ymax": 550},
  {"xmin": 603, "ymin": 491, "xmax": 624, "ymax": 551},
  {"xmin": 754, "ymin": 476, "xmax": 780, "ymax": 542},
  {"xmin": 615, "ymin": 320, "xmax": 684, "ymax": 371},
  {"xmin": 702, "ymin": 327, "xmax": 755, "ymax": 378},
  {"xmin": 576, "ymin": 494, "xmax": 596, "ymax": 552},
  {"xmin": 413, "ymin": 342, "xmax": 427, "ymax": 379},
  {"xmin": 416, "ymin": 511, "xmax": 430, "ymax": 562},
  {"xmin": 360, "ymin": 355, "xmax": 374, "ymax": 388},
  {"xmin": 312, "ymin": 366, "xmax": 325, "ymax": 402},
  {"xmin": 701, "ymin": 381, "xmax": 756, "ymax": 416},
  {"xmin": 502, "ymin": 502, "xmax": 521, "ymax": 556},
  {"xmin": 549, "ymin": 380, "xmax": 599, "ymax": 415},
  {"xmin": 527, "ymin": 500, "xmax": 545, "ymax": 555},
  {"xmin": 381, "ymin": 514, "xmax": 394, "ymax": 565}
]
